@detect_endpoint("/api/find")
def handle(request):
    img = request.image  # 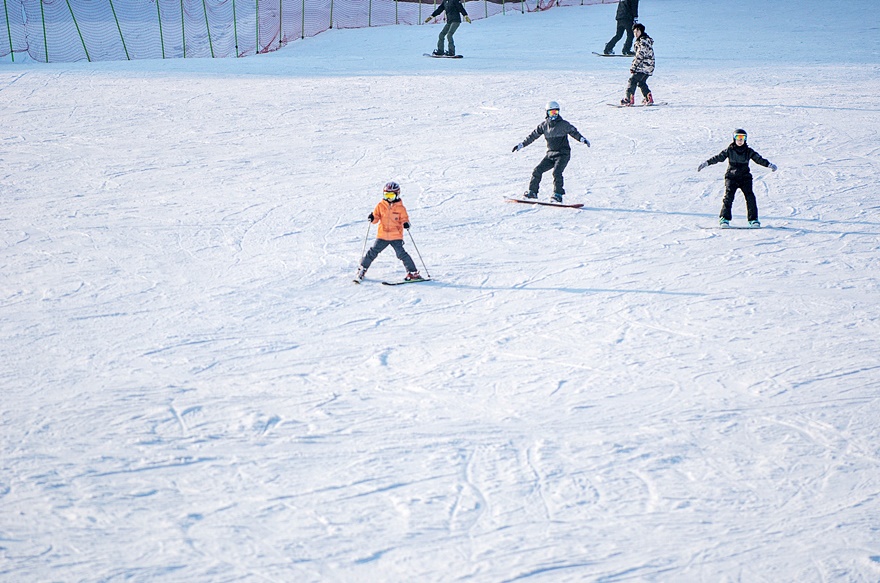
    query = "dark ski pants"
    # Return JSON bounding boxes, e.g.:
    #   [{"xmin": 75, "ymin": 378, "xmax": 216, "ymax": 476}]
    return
[
  {"xmin": 720, "ymin": 174, "xmax": 759, "ymax": 222},
  {"xmin": 605, "ymin": 19, "xmax": 634, "ymax": 54},
  {"xmin": 437, "ymin": 21, "xmax": 461, "ymax": 54},
  {"xmin": 529, "ymin": 150, "xmax": 571, "ymax": 195},
  {"xmin": 625, "ymin": 72, "xmax": 651, "ymax": 100},
  {"xmin": 361, "ymin": 238, "xmax": 417, "ymax": 273}
]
